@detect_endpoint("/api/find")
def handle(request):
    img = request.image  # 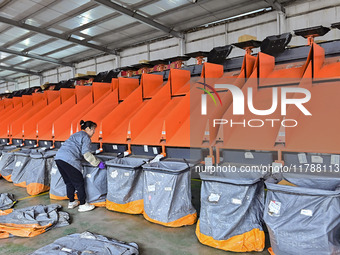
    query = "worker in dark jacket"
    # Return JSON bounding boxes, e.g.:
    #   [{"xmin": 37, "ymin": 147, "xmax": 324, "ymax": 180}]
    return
[{"xmin": 55, "ymin": 120, "xmax": 105, "ymax": 212}]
